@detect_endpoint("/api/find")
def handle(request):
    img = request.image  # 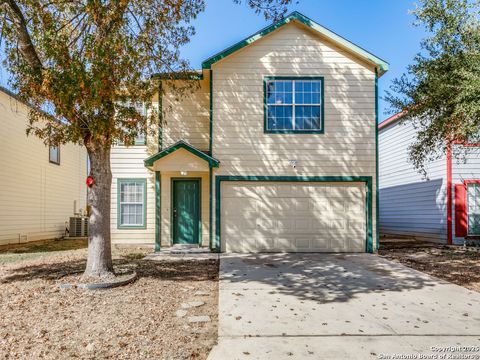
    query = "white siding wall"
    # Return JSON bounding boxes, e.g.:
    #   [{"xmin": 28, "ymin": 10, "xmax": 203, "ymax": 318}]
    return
[
  {"xmin": 212, "ymin": 22, "xmax": 378, "ymax": 248},
  {"xmin": 110, "ymin": 145, "xmax": 156, "ymax": 246},
  {"xmin": 378, "ymin": 120, "xmax": 447, "ymax": 241},
  {"xmin": 451, "ymin": 144, "xmax": 480, "ymax": 244},
  {"xmin": 0, "ymin": 90, "xmax": 87, "ymax": 245}
]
